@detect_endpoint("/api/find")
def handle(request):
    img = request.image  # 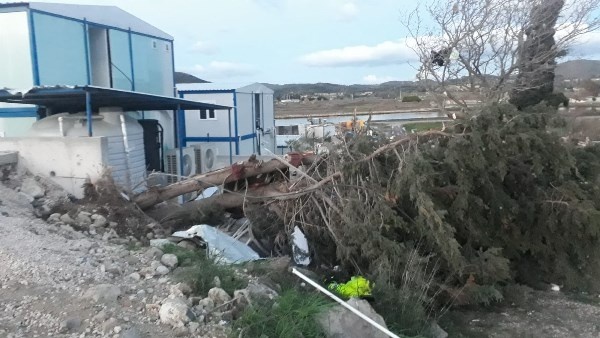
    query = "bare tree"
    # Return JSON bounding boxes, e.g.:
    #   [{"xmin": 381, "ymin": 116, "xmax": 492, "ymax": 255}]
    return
[{"xmin": 403, "ymin": 0, "xmax": 600, "ymax": 113}]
